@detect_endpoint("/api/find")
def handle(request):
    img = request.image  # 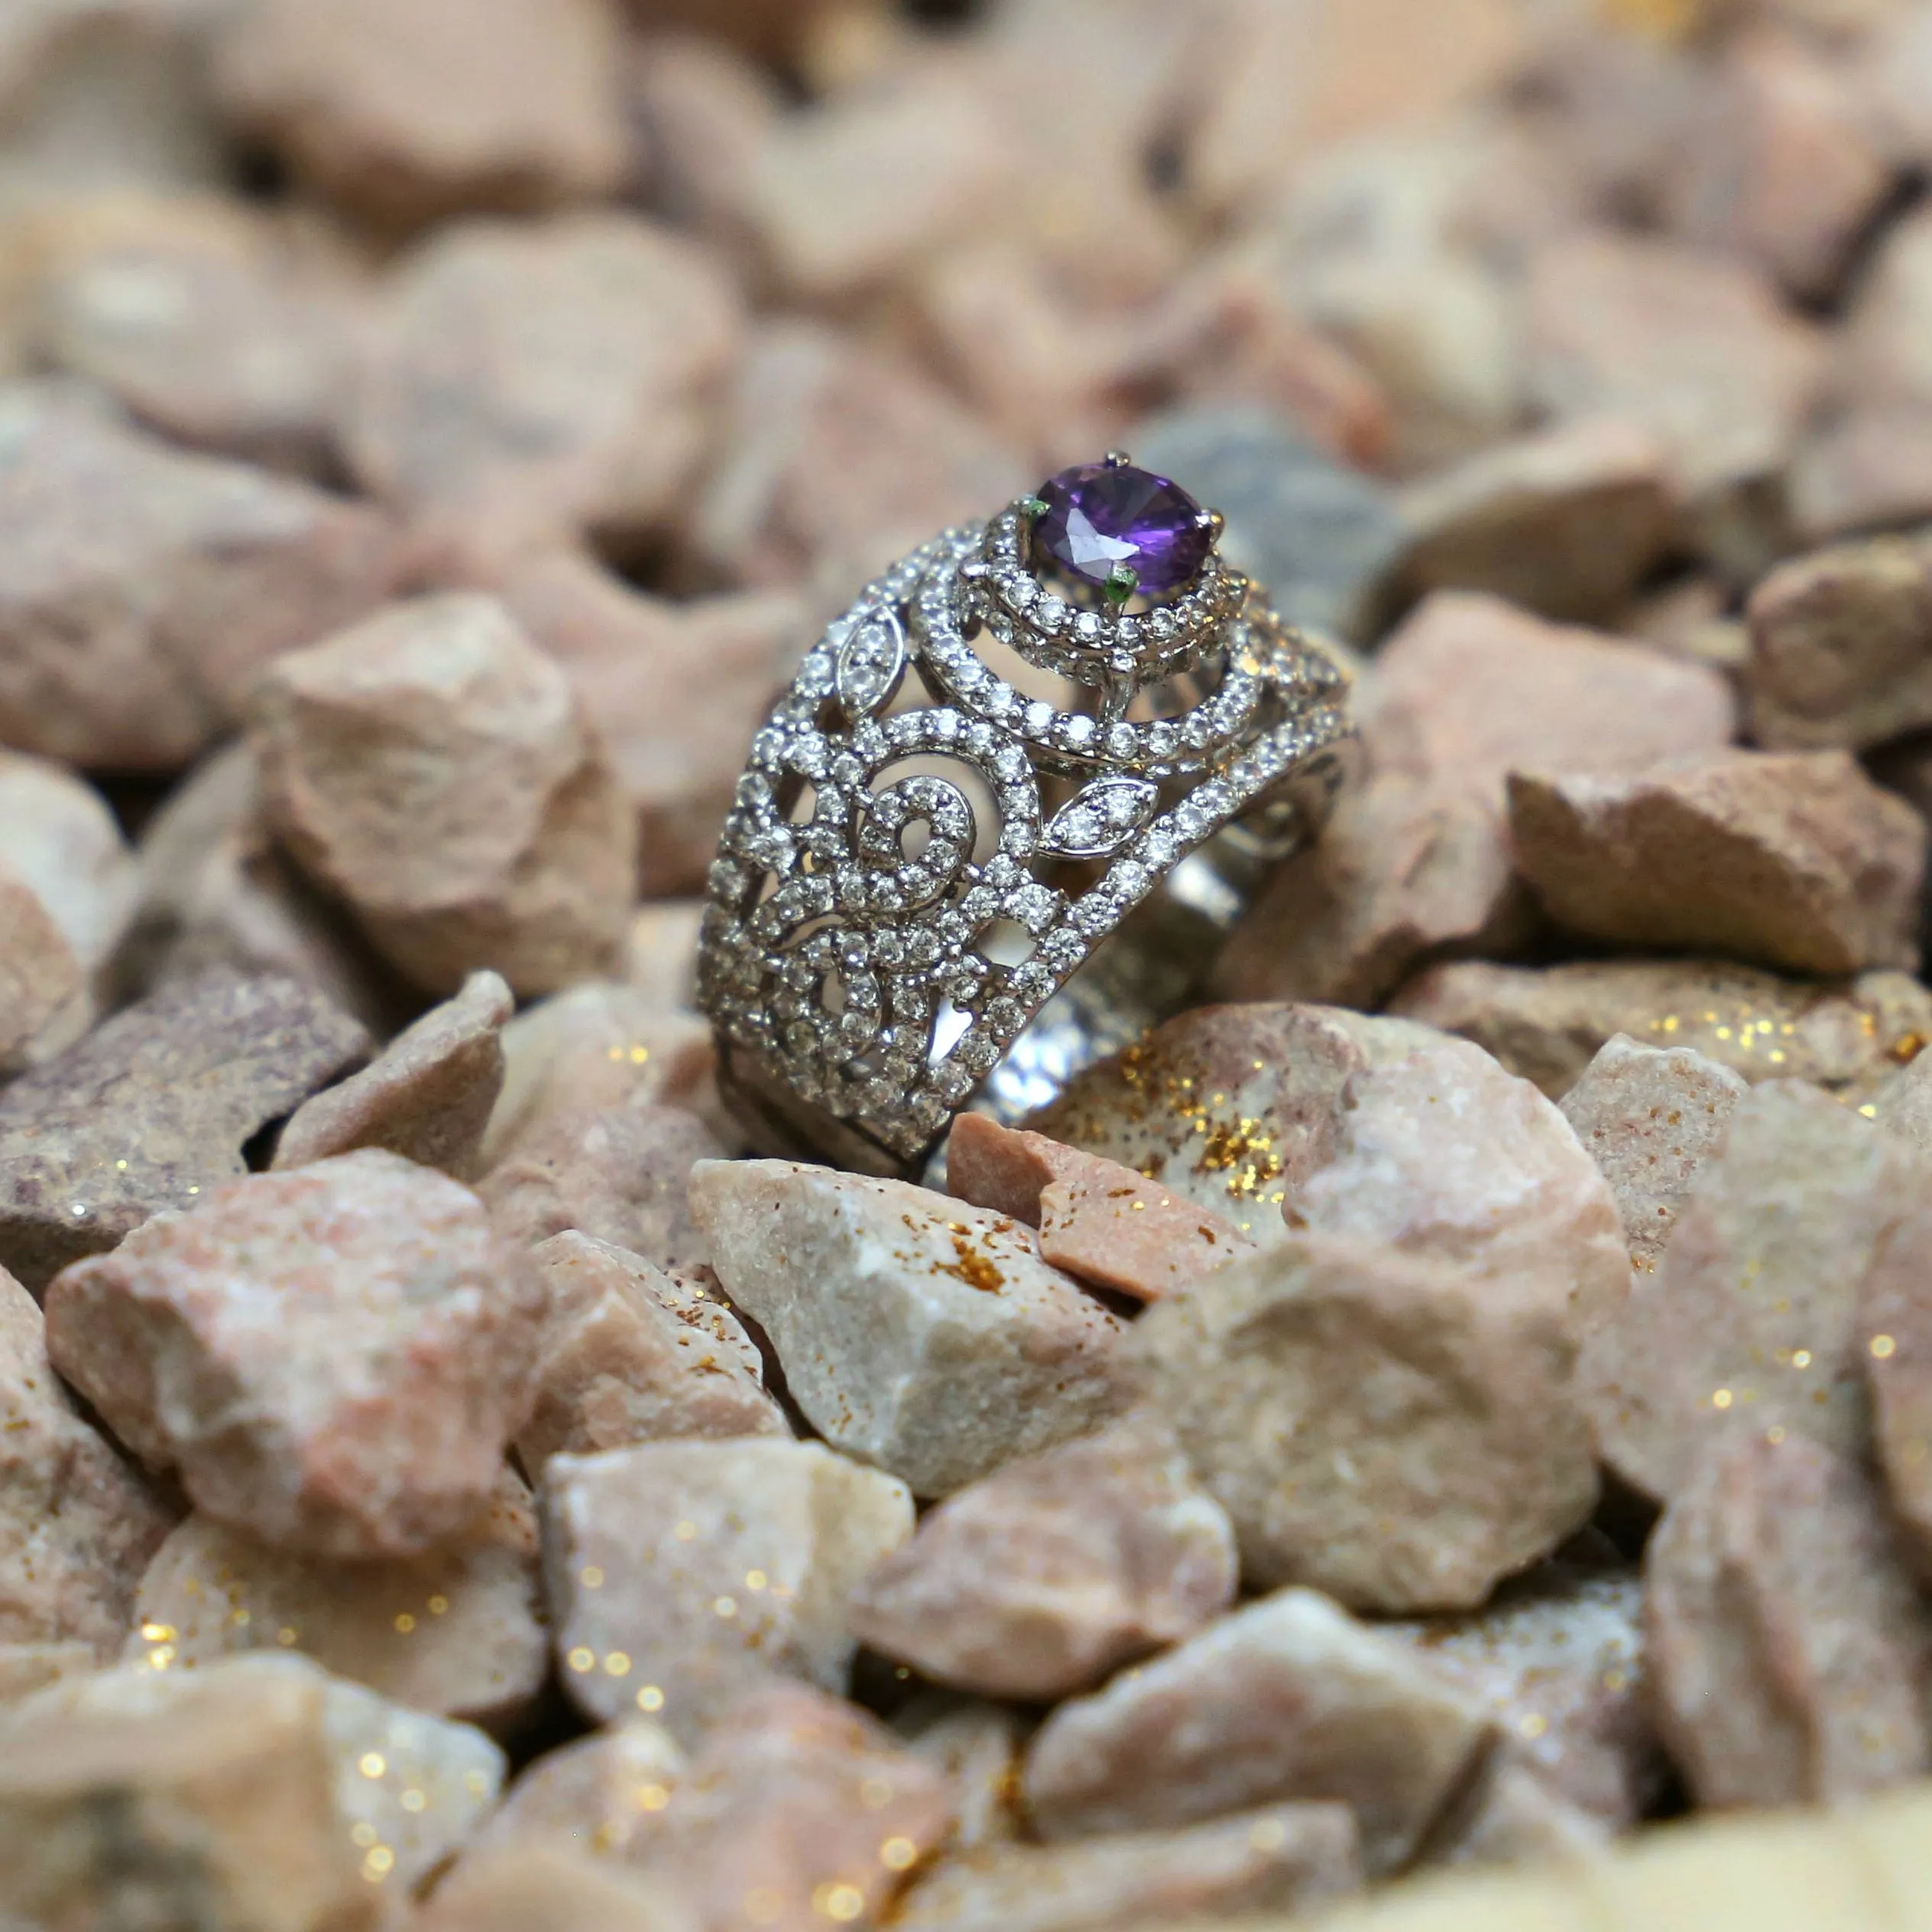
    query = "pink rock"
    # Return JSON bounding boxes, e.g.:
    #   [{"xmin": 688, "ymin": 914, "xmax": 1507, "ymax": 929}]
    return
[
  {"xmin": 471, "ymin": 1720, "xmax": 685, "ymax": 1864},
  {"xmin": 421, "ymin": 1840, "xmax": 693, "ymax": 1932},
  {"xmin": 1860, "ymin": 1197, "xmax": 1932, "ymax": 1573},
  {"xmin": 0, "ymin": 1264, "xmax": 175, "ymax": 1659},
  {"xmin": 1646, "ymin": 1431, "xmax": 1932, "ymax": 1807},
  {"xmin": 45, "ymin": 1148, "xmax": 547, "ymax": 1558},
  {"xmin": 945, "ymin": 1114, "xmax": 1253, "ymax": 1304},
  {"xmin": 848, "ymin": 1412, "xmax": 1238, "ymax": 1702}
]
